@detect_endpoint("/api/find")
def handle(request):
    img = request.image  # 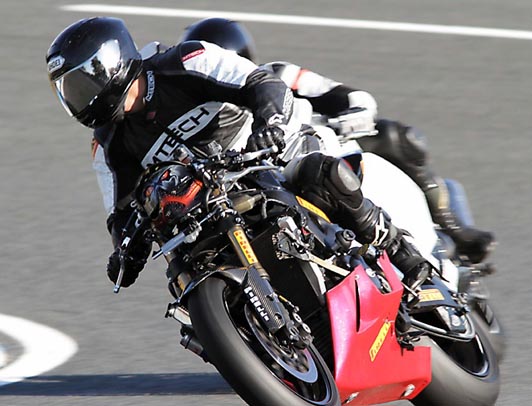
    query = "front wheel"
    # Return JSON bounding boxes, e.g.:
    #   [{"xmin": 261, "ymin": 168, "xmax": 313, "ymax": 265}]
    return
[
  {"xmin": 412, "ymin": 313, "xmax": 500, "ymax": 406},
  {"xmin": 188, "ymin": 277, "xmax": 340, "ymax": 406}
]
